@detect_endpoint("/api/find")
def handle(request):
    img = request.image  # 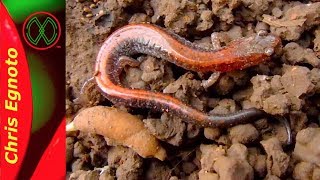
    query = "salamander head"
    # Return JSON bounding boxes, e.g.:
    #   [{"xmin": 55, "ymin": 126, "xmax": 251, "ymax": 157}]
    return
[{"xmin": 234, "ymin": 30, "xmax": 282, "ymax": 57}]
